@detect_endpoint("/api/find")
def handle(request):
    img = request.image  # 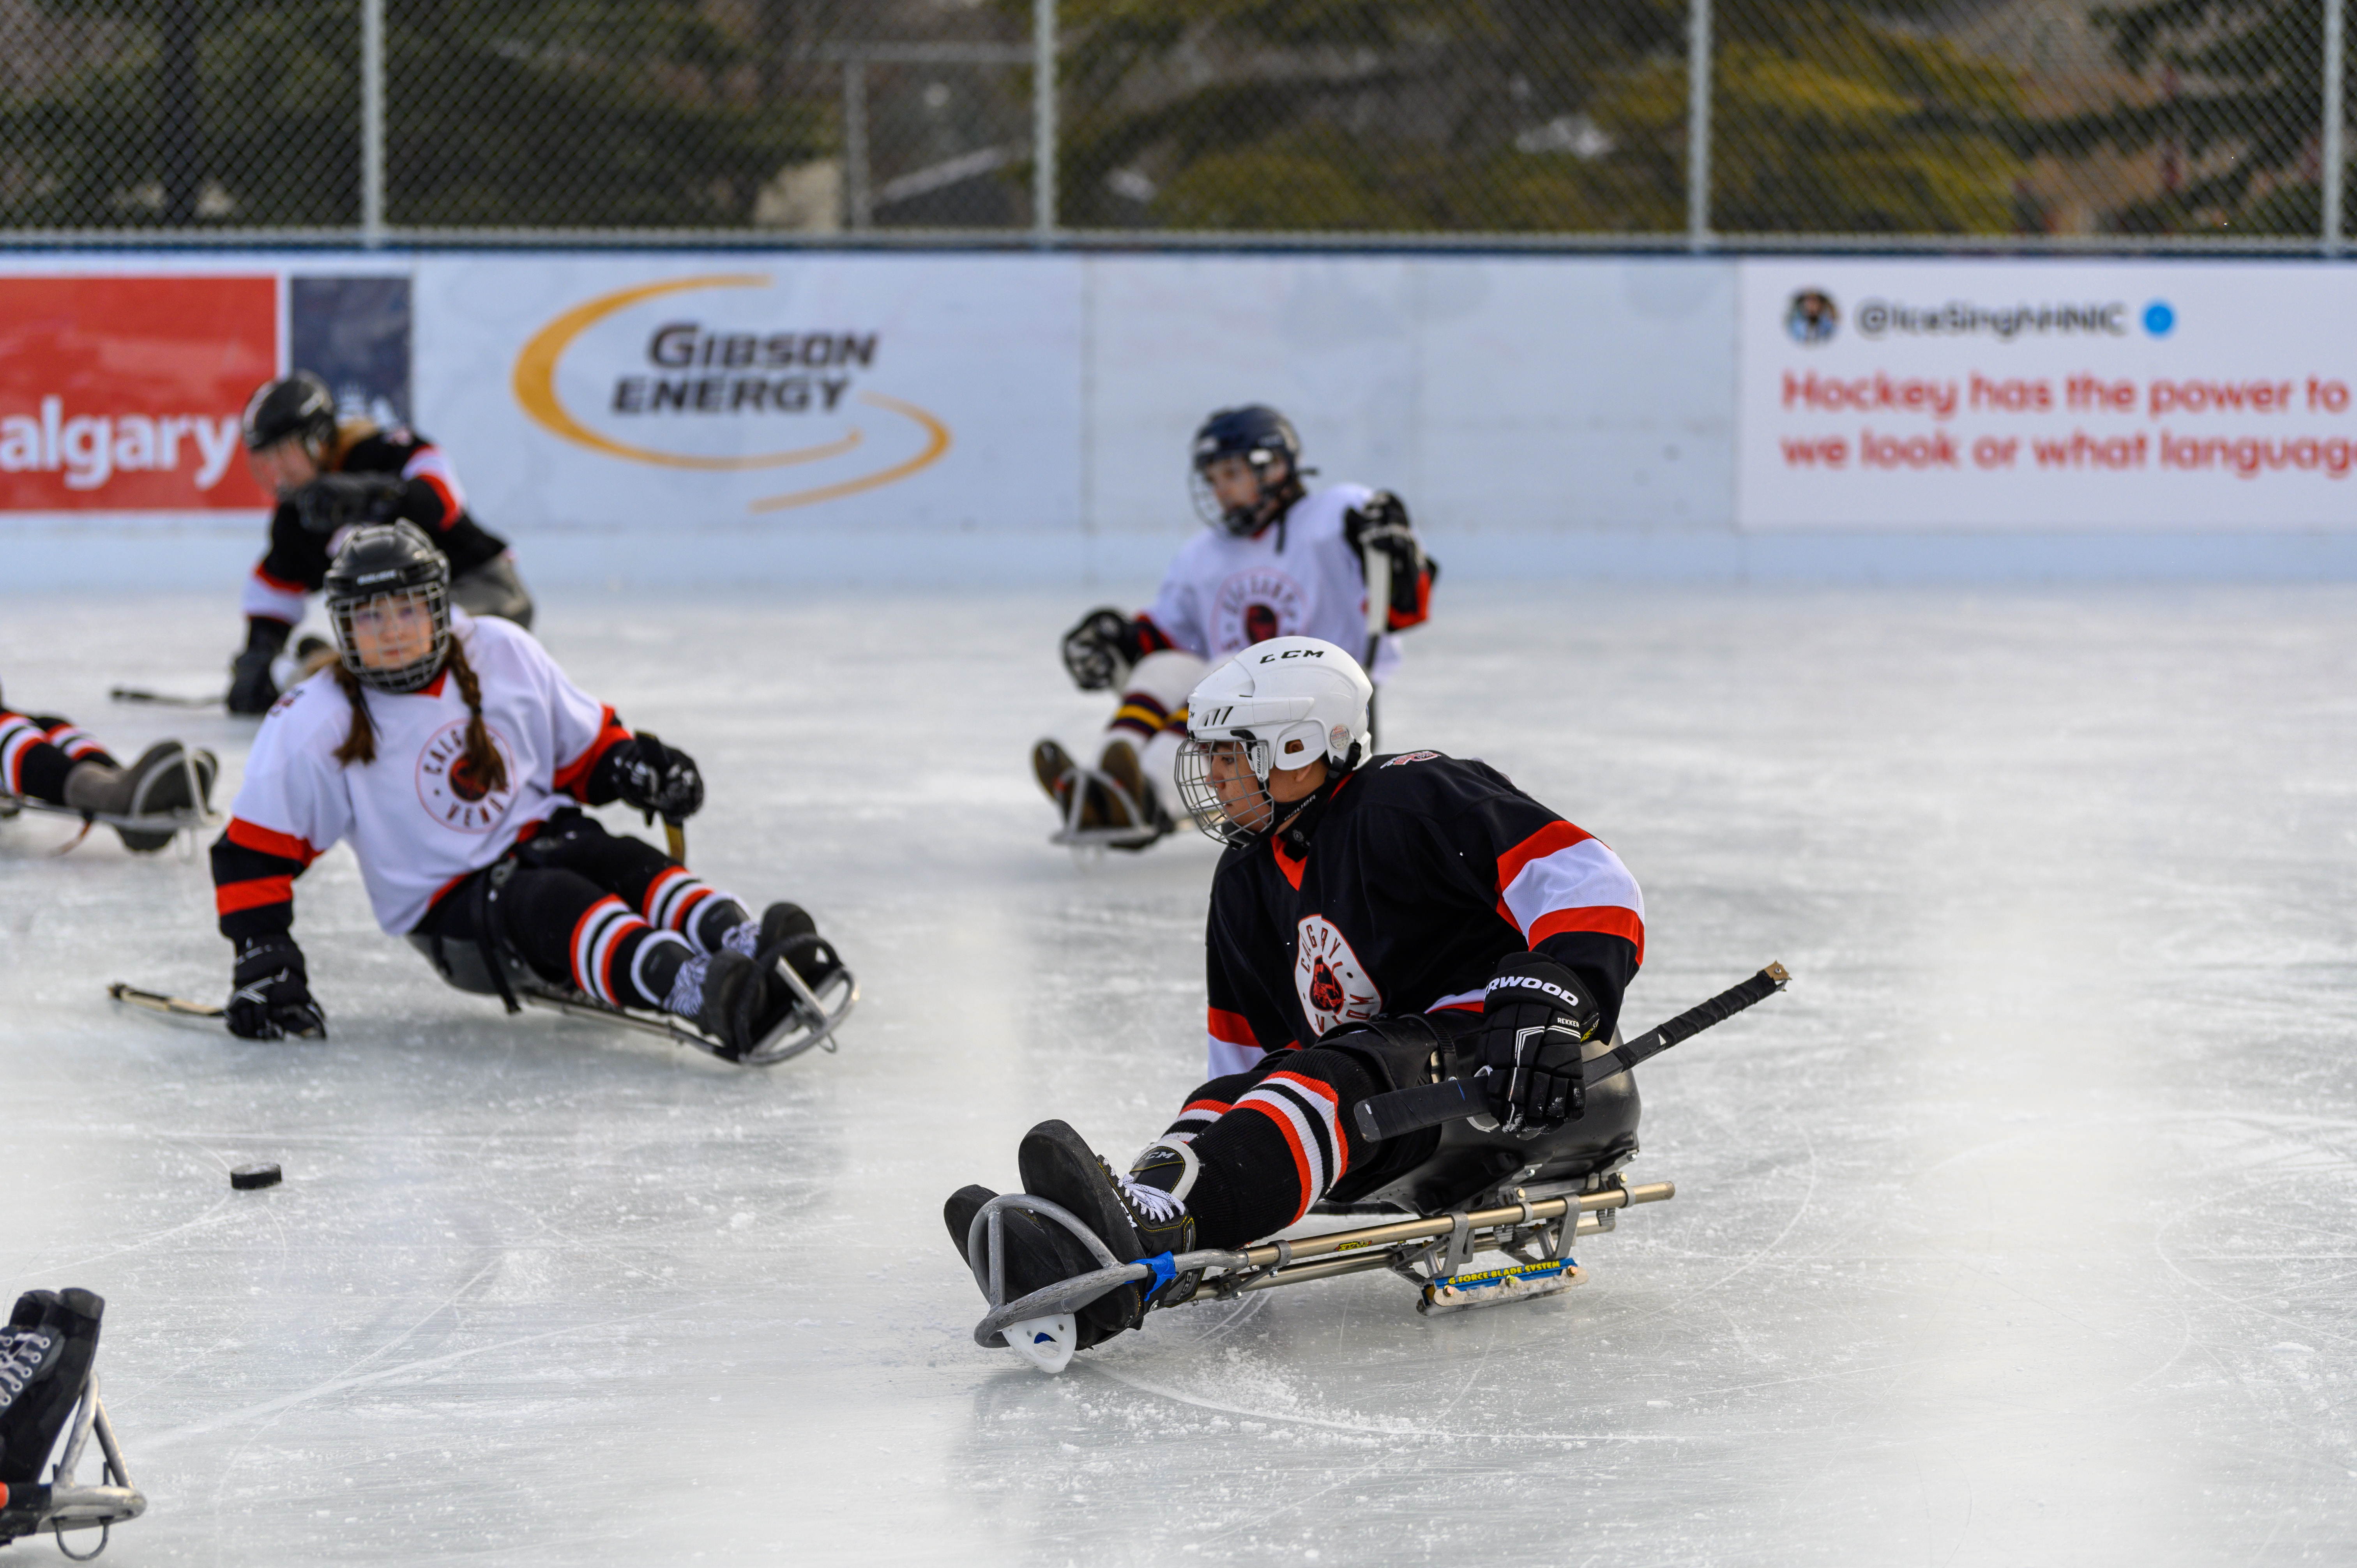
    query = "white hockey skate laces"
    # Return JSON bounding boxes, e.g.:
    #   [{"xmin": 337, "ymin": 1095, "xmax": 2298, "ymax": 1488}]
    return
[
  {"xmin": 0, "ymin": 1327, "xmax": 53, "ymax": 1398},
  {"xmin": 1115, "ymin": 1171, "xmax": 1187, "ymax": 1224}
]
